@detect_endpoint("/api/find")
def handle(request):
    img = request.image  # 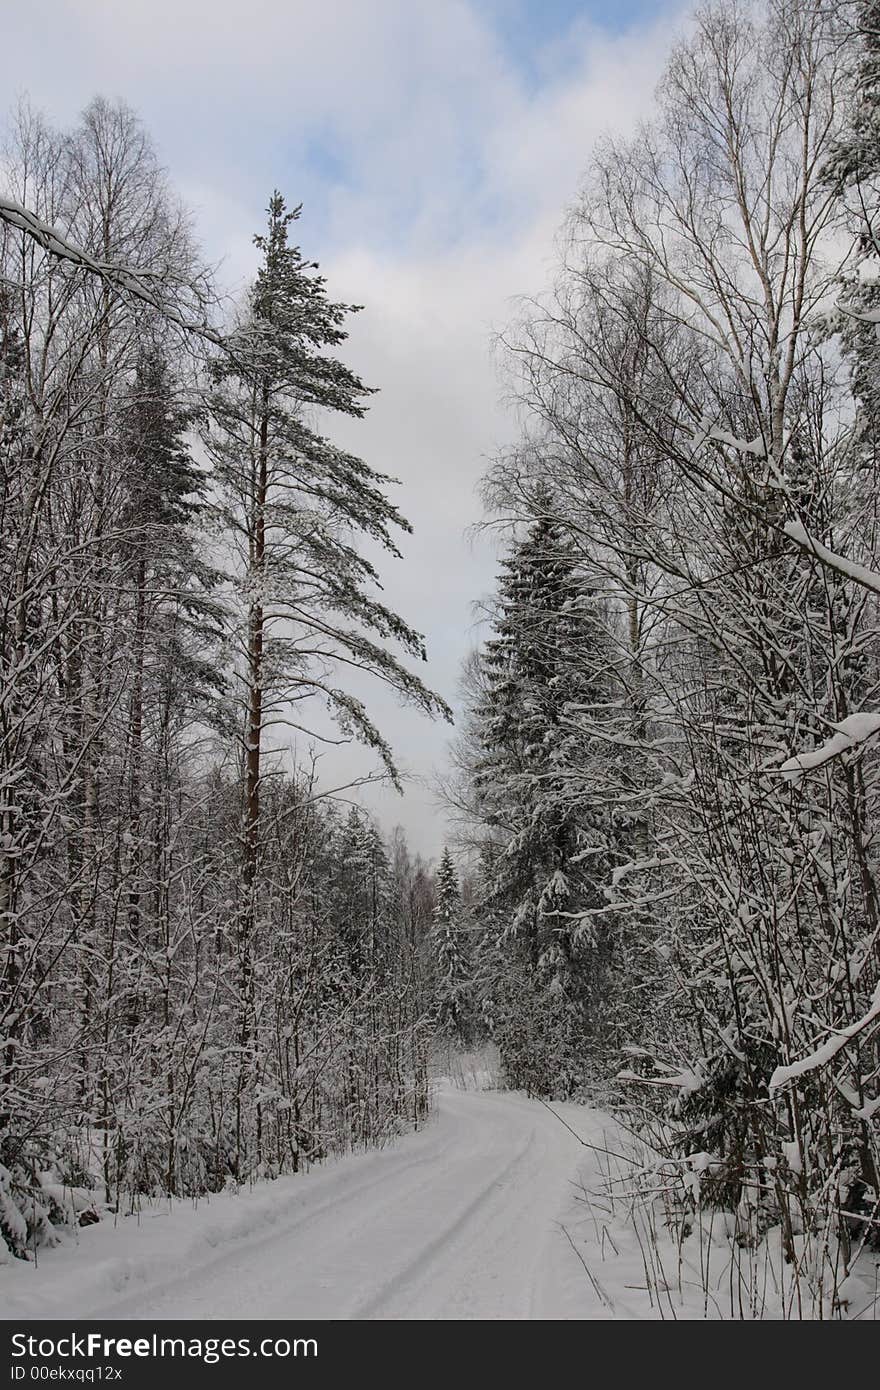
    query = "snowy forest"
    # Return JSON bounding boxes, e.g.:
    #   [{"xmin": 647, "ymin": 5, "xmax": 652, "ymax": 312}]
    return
[
  {"xmin": 2, "ymin": 0, "xmax": 880, "ymax": 1323},
  {"xmin": 0, "ymin": 111, "xmax": 457, "ymax": 1252}
]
